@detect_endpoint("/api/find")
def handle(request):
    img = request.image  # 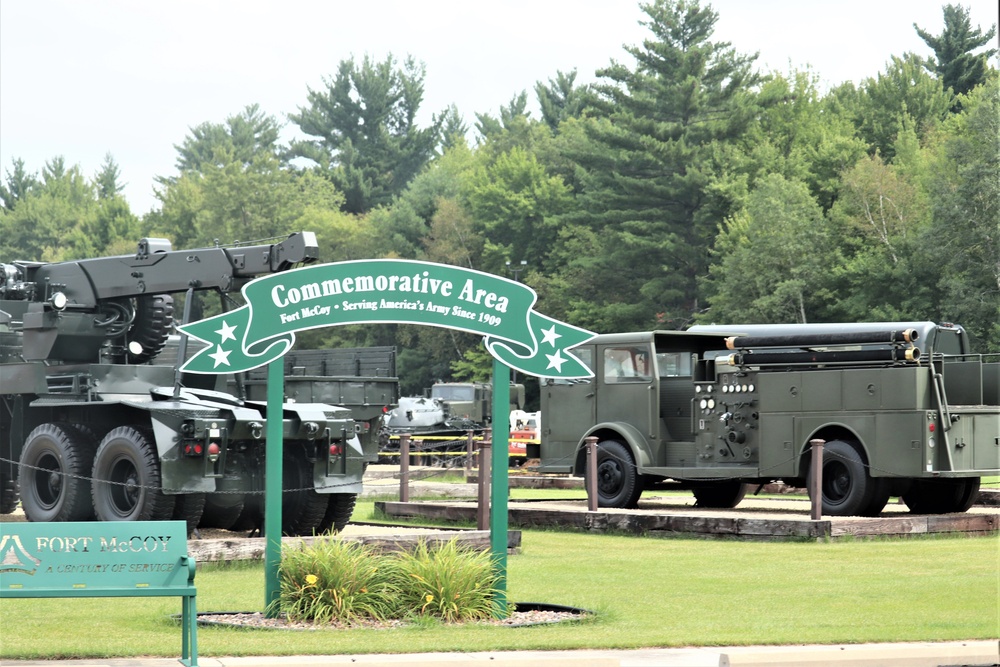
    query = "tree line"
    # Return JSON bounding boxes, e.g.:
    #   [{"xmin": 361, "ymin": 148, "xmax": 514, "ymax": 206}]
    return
[{"xmin": 1, "ymin": 0, "xmax": 997, "ymax": 396}]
